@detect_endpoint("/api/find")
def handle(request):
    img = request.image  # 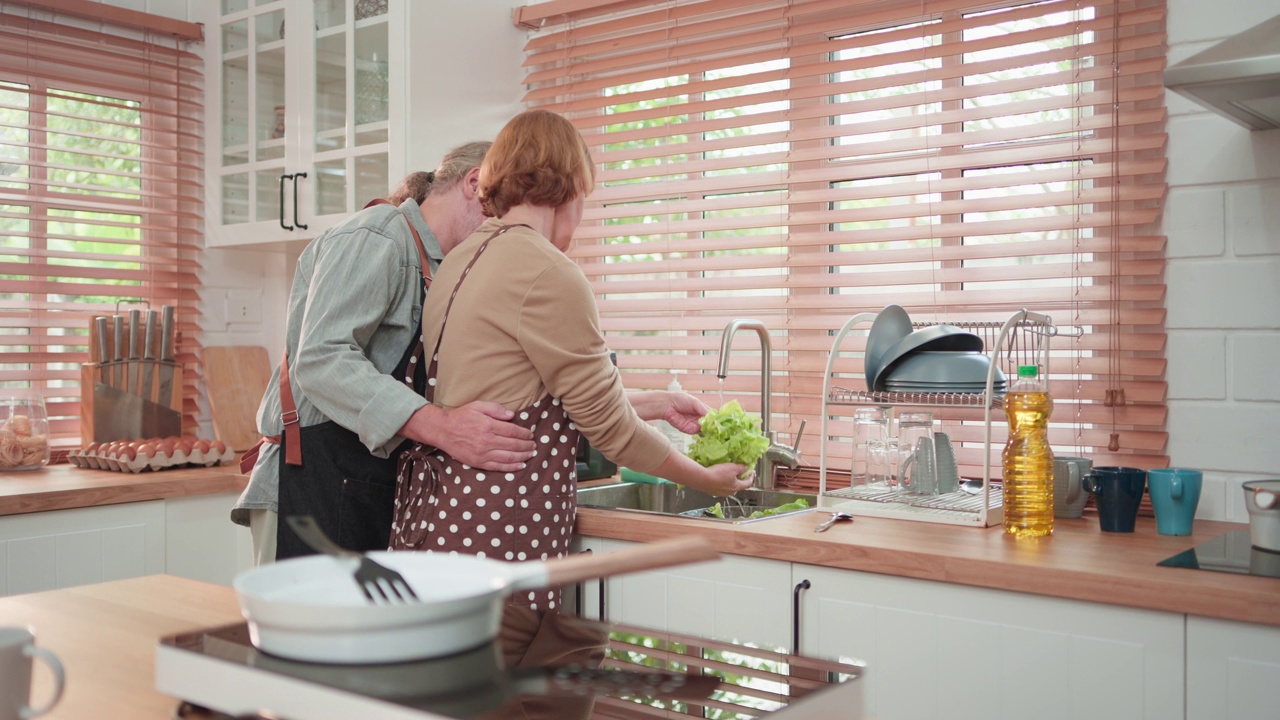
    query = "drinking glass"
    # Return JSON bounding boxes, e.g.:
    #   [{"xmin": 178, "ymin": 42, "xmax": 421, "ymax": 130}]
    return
[
  {"xmin": 896, "ymin": 412, "xmax": 934, "ymax": 493},
  {"xmin": 850, "ymin": 407, "xmax": 890, "ymax": 487},
  {"xmin": 1, "ymin": 389, "xmax": 50, "ymax": 471}
]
